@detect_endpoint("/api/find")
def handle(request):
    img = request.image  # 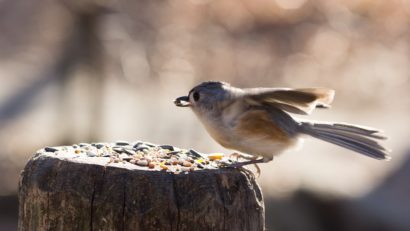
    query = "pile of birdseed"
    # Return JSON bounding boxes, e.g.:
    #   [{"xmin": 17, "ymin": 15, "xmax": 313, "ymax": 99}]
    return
[{"xmin": 37, "ymin": 141, "xmax": 238, "ymax": 173}]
